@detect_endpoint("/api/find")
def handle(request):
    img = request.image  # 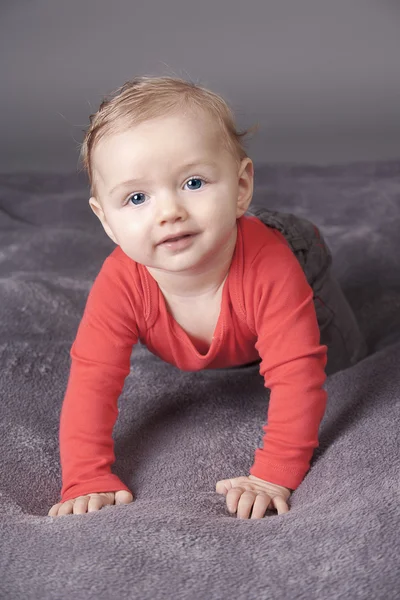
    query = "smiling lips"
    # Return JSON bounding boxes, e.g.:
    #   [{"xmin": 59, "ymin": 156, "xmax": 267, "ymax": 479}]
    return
[
  {"xmin": 158, "ymin": 231, "xmax": 197, "ymax": 245},
  {"xmin": 164, "ymin": 234, "xmax": 190, "ymax": 243},
  {"xmin": 158, "ymin": 232, "xmax": 198, "ymax": 250}
]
